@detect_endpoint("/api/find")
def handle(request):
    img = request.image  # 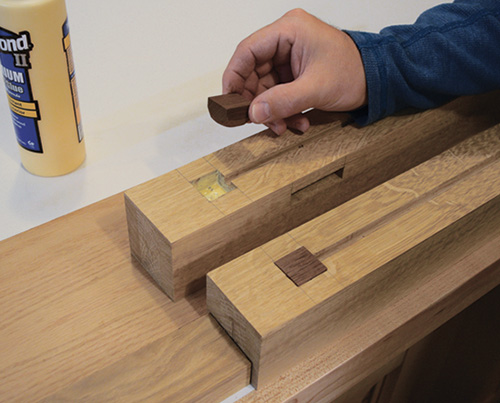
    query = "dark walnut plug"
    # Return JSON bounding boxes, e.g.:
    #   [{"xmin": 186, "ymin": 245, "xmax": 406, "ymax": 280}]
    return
[{"xmin": 208, "ymin": 93, "xmax": 251, "ymax": 127}]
